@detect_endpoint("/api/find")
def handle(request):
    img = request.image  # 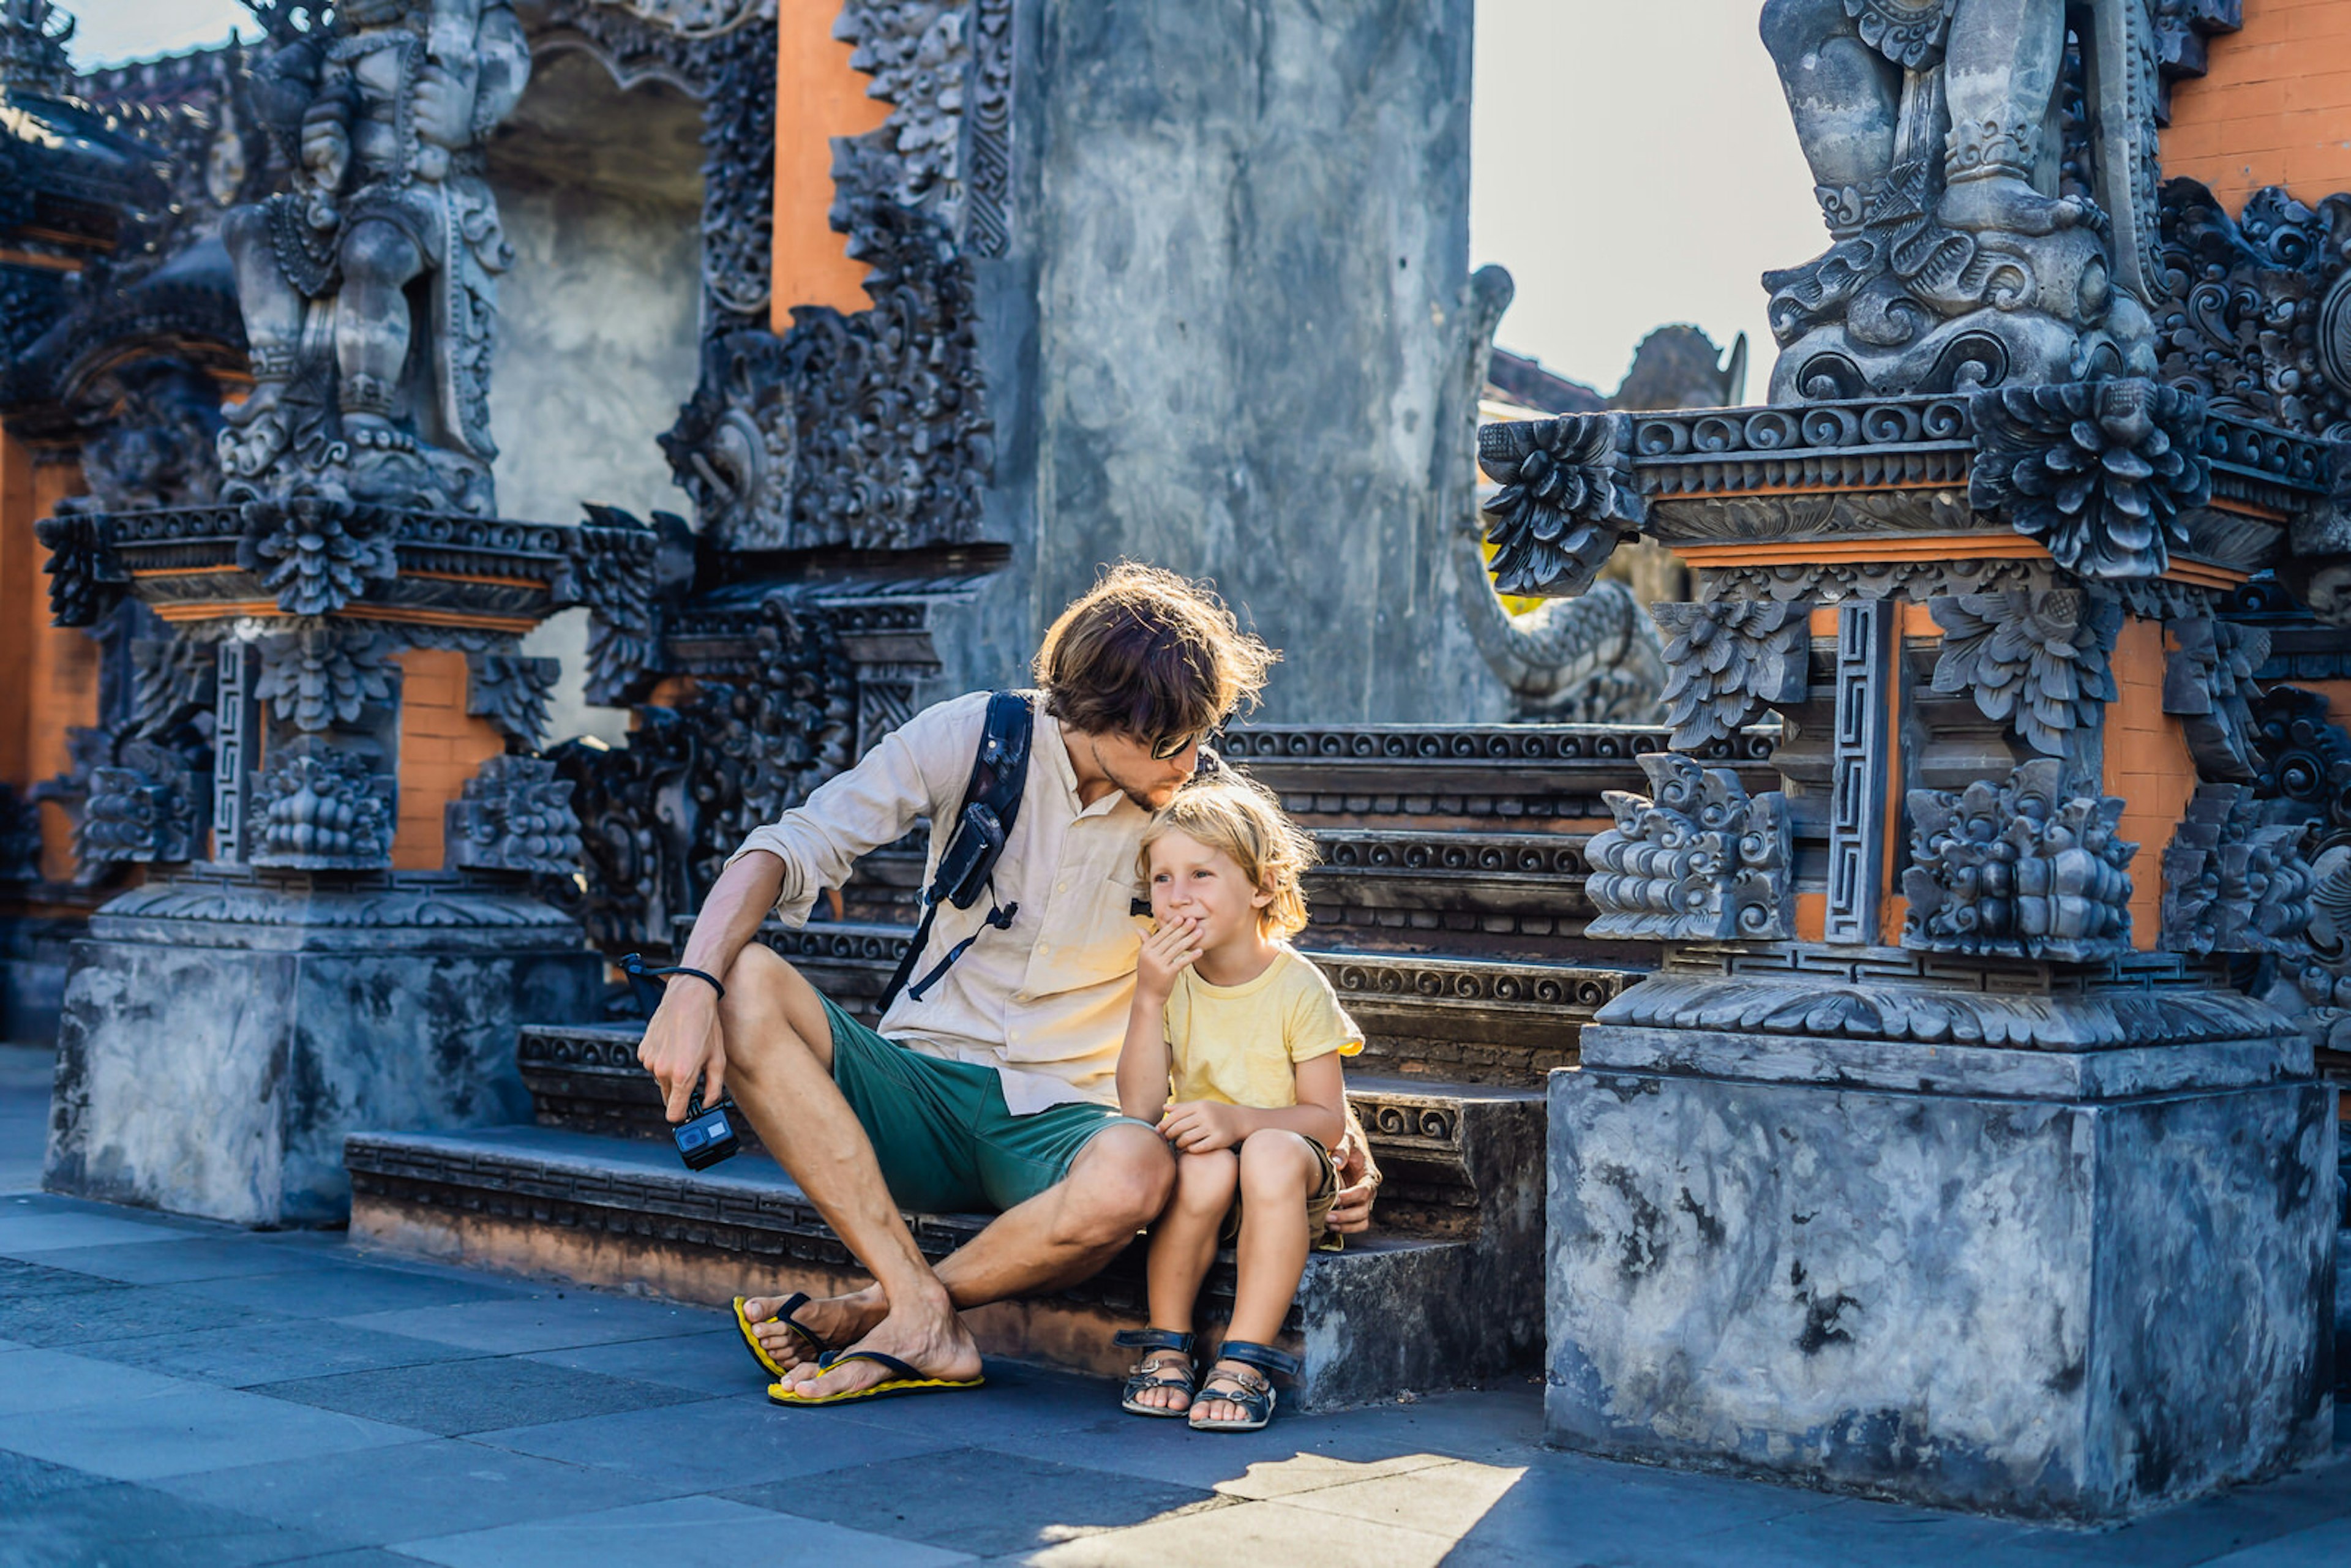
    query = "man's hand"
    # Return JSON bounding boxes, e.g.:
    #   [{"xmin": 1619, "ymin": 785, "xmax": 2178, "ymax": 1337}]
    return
[
  {"xmin": 1326, "ymin": 1120, "xmax": 1381, "ymax": 1235},
  {"xmin": 1158, "ymin": 1100, "xmax": 1245, "ymax": 1154},
  {"xmin": 1134, "ymin": 916, "xmax": 1200, "ymax": 1004},
  {"xmin": 636, "ymin": 977, "xmax": 726, "ymax": 1123}
]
